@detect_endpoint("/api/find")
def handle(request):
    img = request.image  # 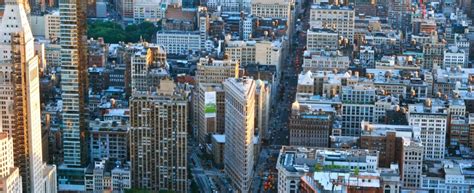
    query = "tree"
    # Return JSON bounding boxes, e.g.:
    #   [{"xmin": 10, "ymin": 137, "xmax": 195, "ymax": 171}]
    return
[
  {"xmin": 87, "ymin": 21, "xmax": 161, "ymax": 43},
  {"xmin": 191, "ymin": 179, "xmax": 199, "ymax": 193},
  {"xmin": 159, "ymin": 190, "xmax": 176, "ymax": 193},
  {"xmin": 315, "ymin": 163, "xmax": 323, "ymax": 172},
  {"xmin": 124, "ymin": 189, "xmax": 151, "ymax": 193}
]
